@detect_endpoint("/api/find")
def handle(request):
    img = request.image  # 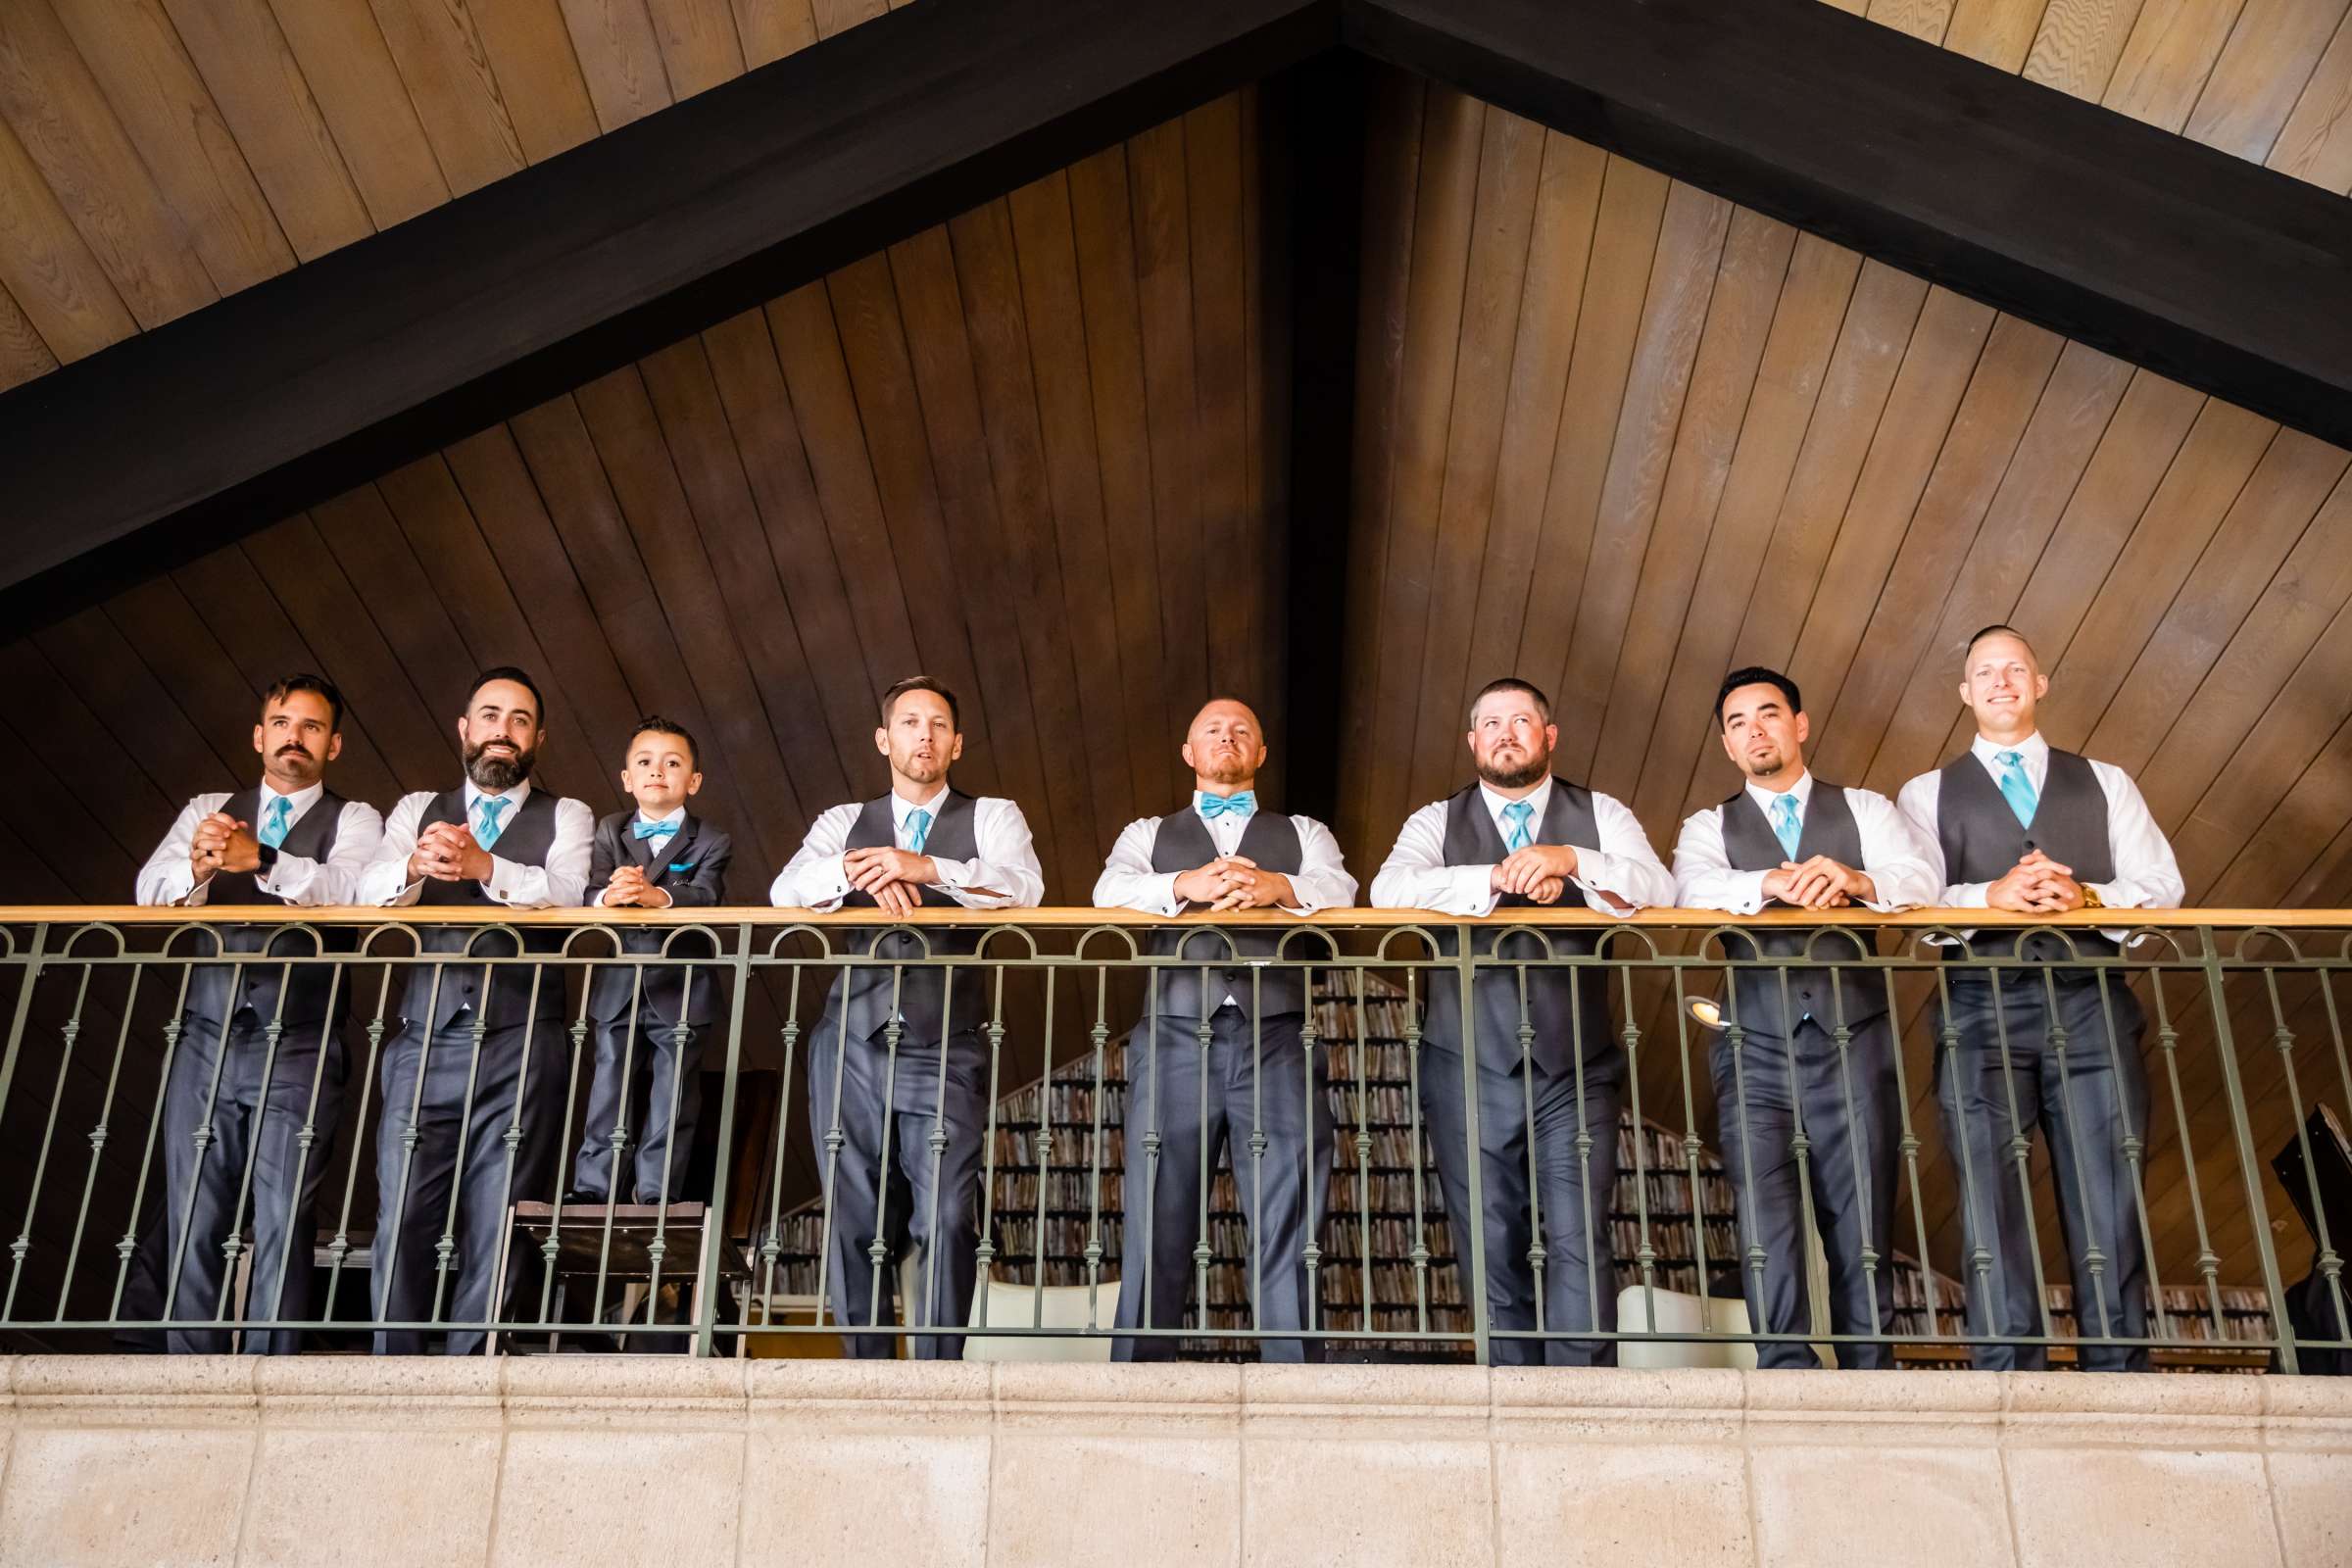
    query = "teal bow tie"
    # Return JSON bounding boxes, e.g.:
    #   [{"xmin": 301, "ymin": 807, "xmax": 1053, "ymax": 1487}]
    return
[
  {"xmin": 905, "ymin": 807, "xmax": 933, "ymax": 854},
  {"xmin": 1771, "ymin": 793, "xmax": 1802, "ymax": 859},
  {"xmin": 259, "ymin": 794, "xmax": 293, "ymax": 851},
  {"xmin": 633, "ymin": 818, "xmax": 679, "ymax": 841},
  {"xmin": 1500, "ymin": 800, "xmax": 1535, "ymax": 852},
  {"xmin": 1198, "ymin": 791, "xmax": 1255, "ymax": 821},
  {"xmin": 1994, "ymin": 751, "xmax": 2038, "ymax": 828}
]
